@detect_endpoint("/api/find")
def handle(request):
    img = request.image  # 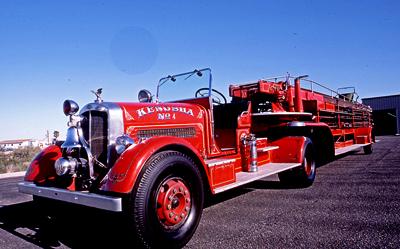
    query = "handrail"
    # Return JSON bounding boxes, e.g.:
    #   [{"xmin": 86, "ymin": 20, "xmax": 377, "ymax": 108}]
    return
[{"xmin": 260, "ymin": 75, "xmax": 357, "ymax": 103}]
